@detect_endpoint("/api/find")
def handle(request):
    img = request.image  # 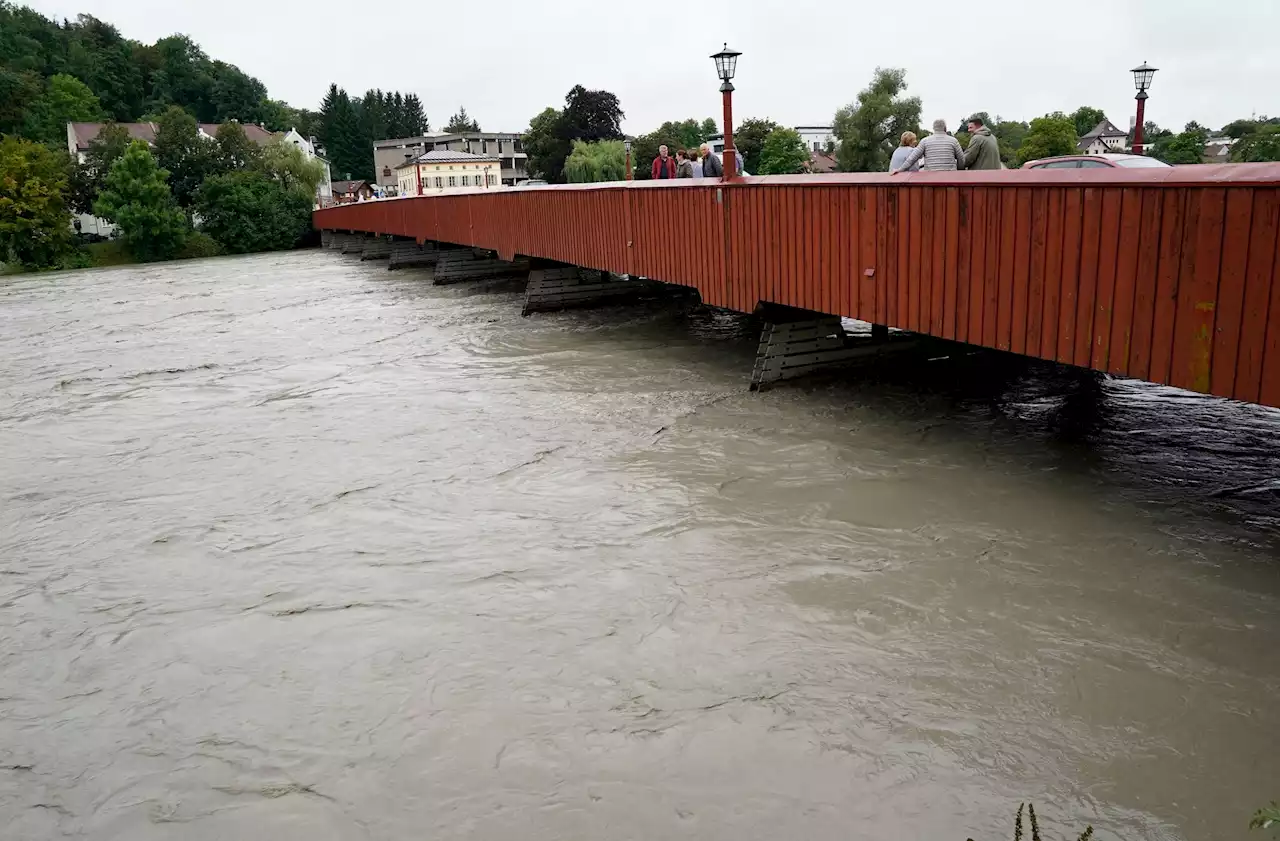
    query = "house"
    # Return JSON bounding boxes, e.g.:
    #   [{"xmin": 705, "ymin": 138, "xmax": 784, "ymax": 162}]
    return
[
  {"xmin": 797, "ymin": 125, "xmax": 836, "ymax": 154},
  {"xmin": 394, "ymin": 150, "xmax": 501, "ymax": 196},
  {"xmin": 374, "ymin": 132, "xmax": 527, "ymax": 191},
  {"xmin": 279, "ymin": 128, "xmax": 334, "ymax": 206},
  {"xmin": 1077, "ymin": 118, "xmax": 1129, "ymax": 155},
  {"xmin": 331, "ymin": 180, "xmax": 375, "ymax": 203},
  {"xmin": 1202, "ymin": 135, "xmax": 1237, "ymax": 164},
  {"xmin": 808, "ymin": 151, "xmax": 839, "ymax": 174}
]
